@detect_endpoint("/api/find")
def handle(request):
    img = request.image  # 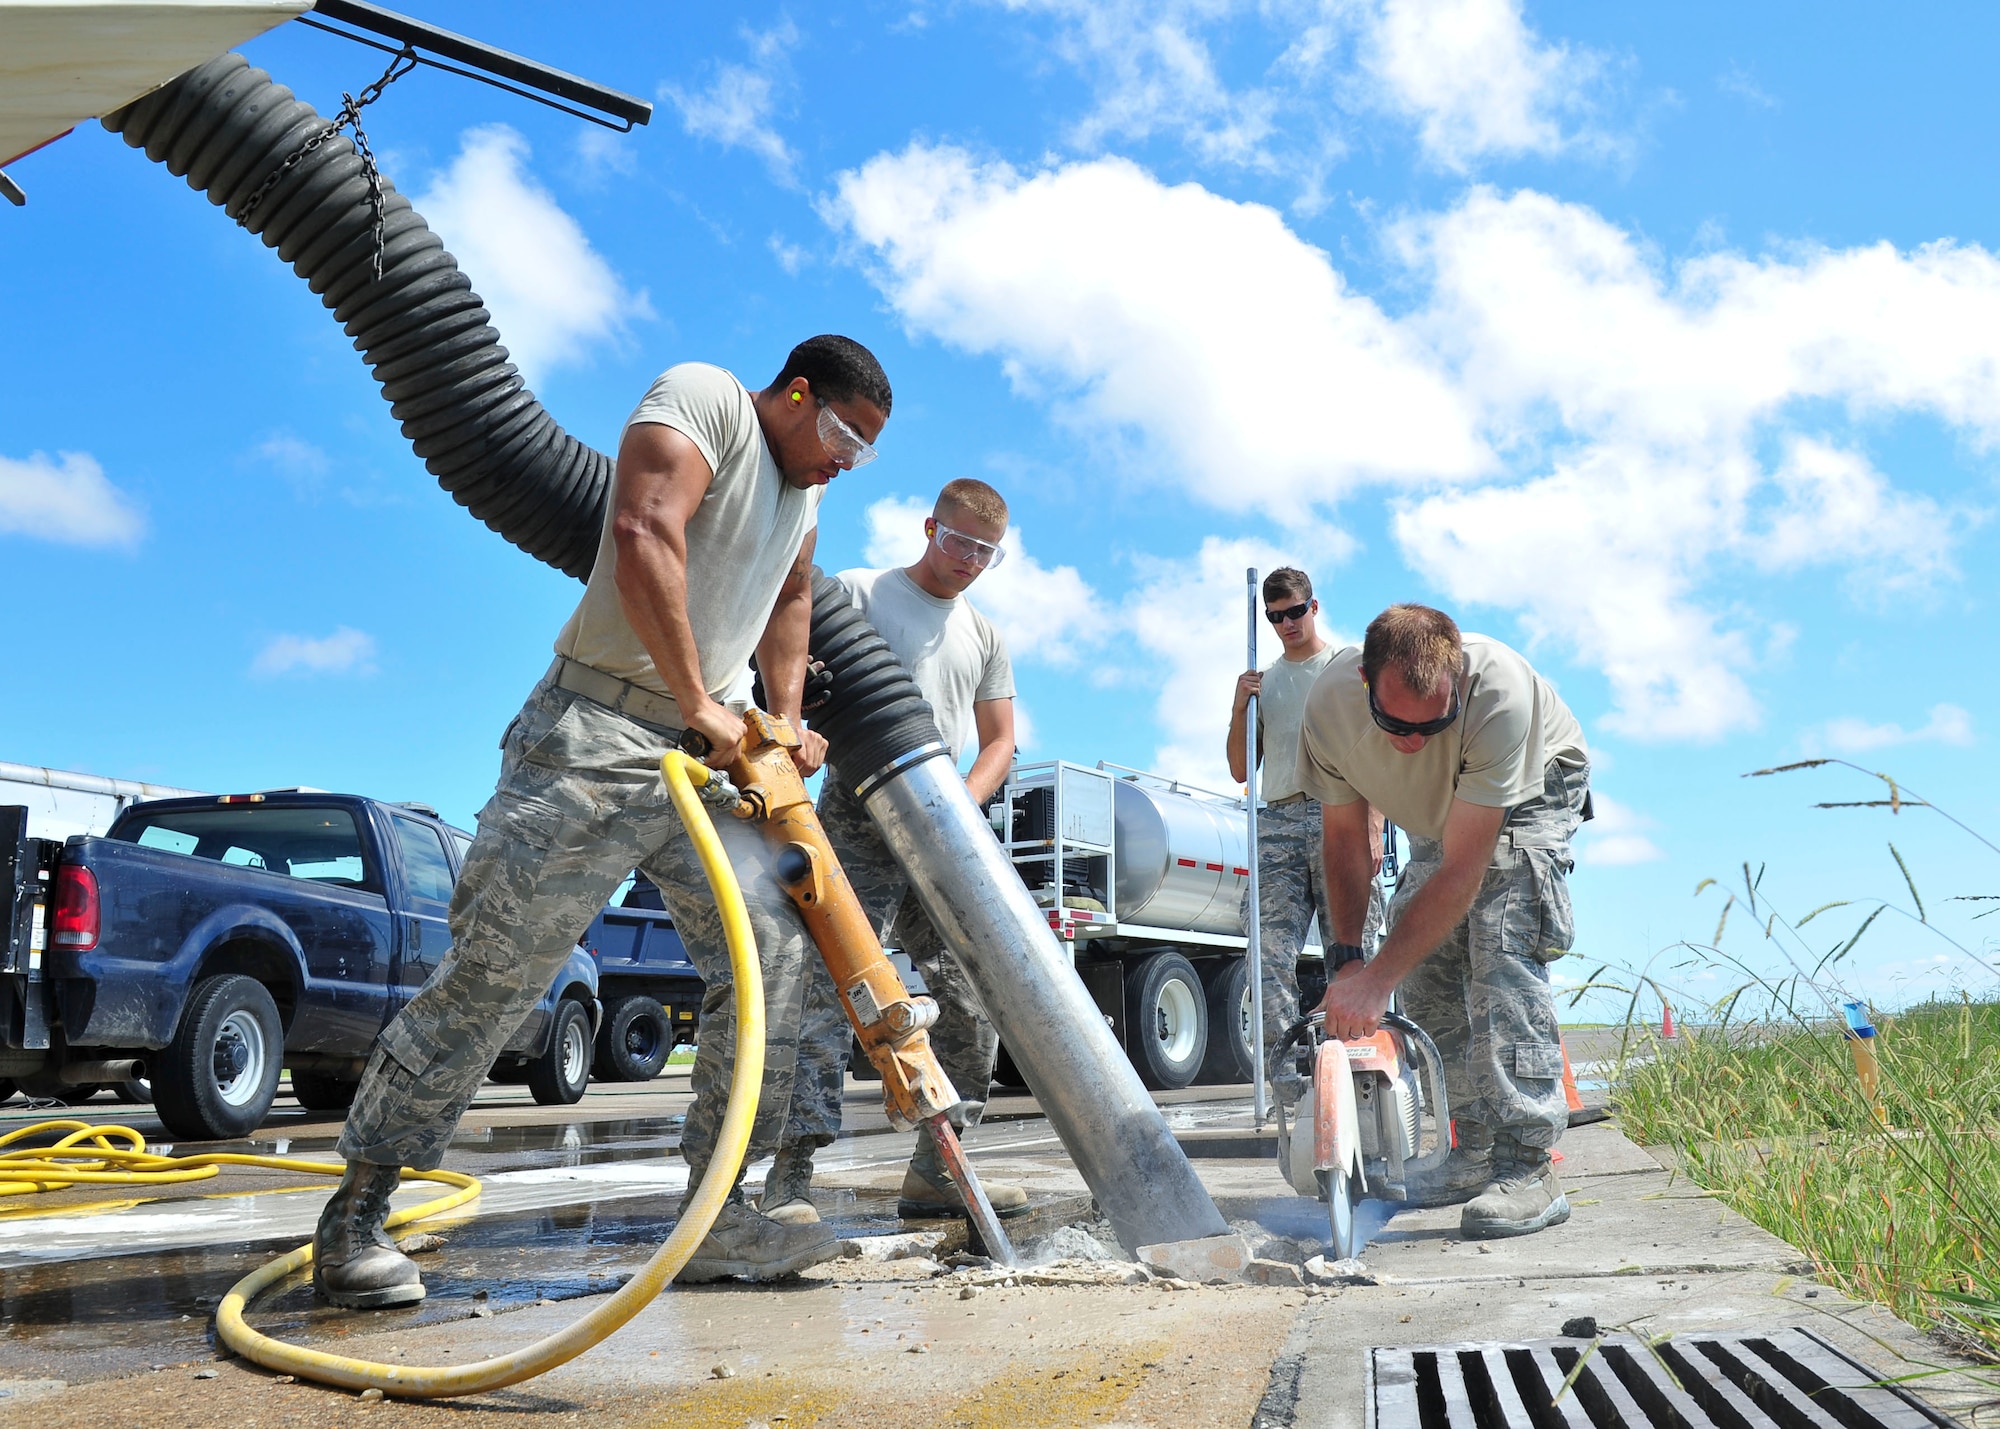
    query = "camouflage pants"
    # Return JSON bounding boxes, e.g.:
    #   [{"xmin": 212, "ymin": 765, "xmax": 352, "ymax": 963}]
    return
[
  {"xmin": 1256, "ymin": 797, "xmax": 1382, "ymax": 1093},
  {"xmin": 1391, "ymin": 757, "xmax": 1588, "ymax": 1153},
  {"xmin": 782, "ymin": 776, "xmax": 997, "ymax": 1160},
  {"xmin": 339, "ymin": 674, "xmax": 816, "ymax": 1190}
]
